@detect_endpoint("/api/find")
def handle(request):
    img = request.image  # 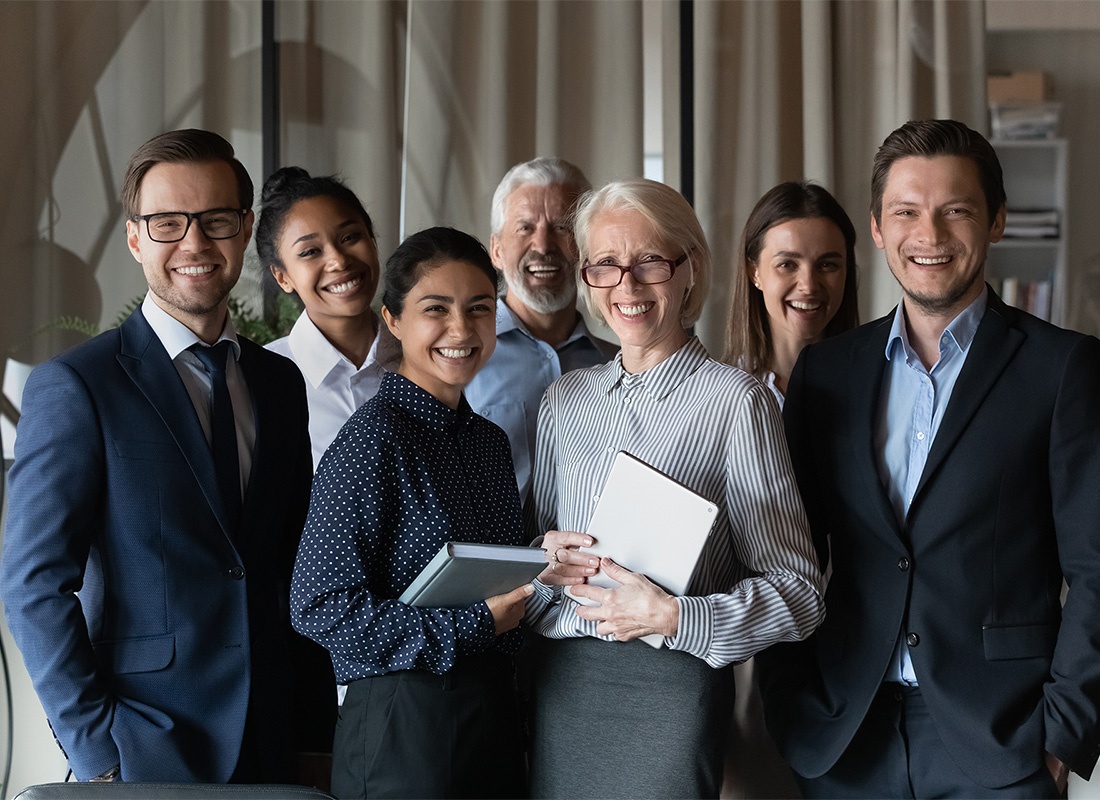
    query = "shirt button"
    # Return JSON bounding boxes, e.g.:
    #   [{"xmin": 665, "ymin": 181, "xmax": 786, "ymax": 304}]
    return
[
  {"xmin": 228, "ymin": 566, "xmax": 245, "ymax": 580},
  {"xmin": 898, "ymin": 557, "xmax": 910, "ymax": 571},
  {"xmin": 592, "ymin": 494, "xmax": 600, "ymax": 504},
  {"xmin": 623, "ymin": 397, "xmax": 631, "ymax": 405},
  {"xmin": 906, "ymin": 632, "xmax": 920, "ymax": 647},
  {"xmin": 606, "ymin": 447, "xmax": 616, "ymax": 455},
  {"xmin": 916, "ymin": 432, "xmax": 925, "ymax": 441}
]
